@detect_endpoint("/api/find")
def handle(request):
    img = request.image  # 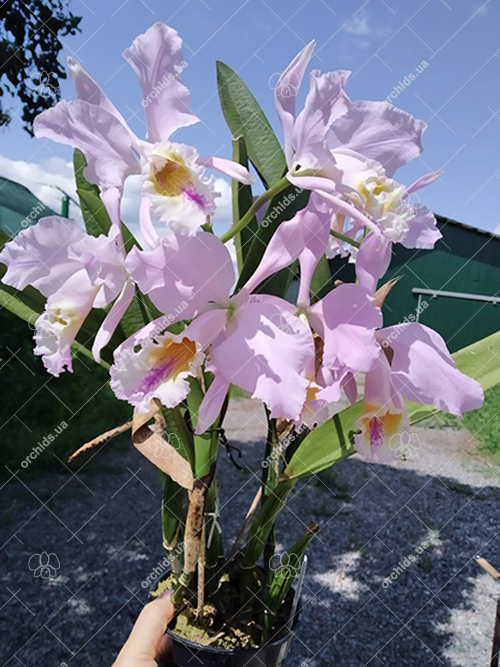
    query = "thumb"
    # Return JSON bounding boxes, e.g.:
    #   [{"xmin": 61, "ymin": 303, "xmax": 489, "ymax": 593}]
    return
[{"xmin": 113, "ymin": 592, "xmax": 175, "ymax": 665}]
